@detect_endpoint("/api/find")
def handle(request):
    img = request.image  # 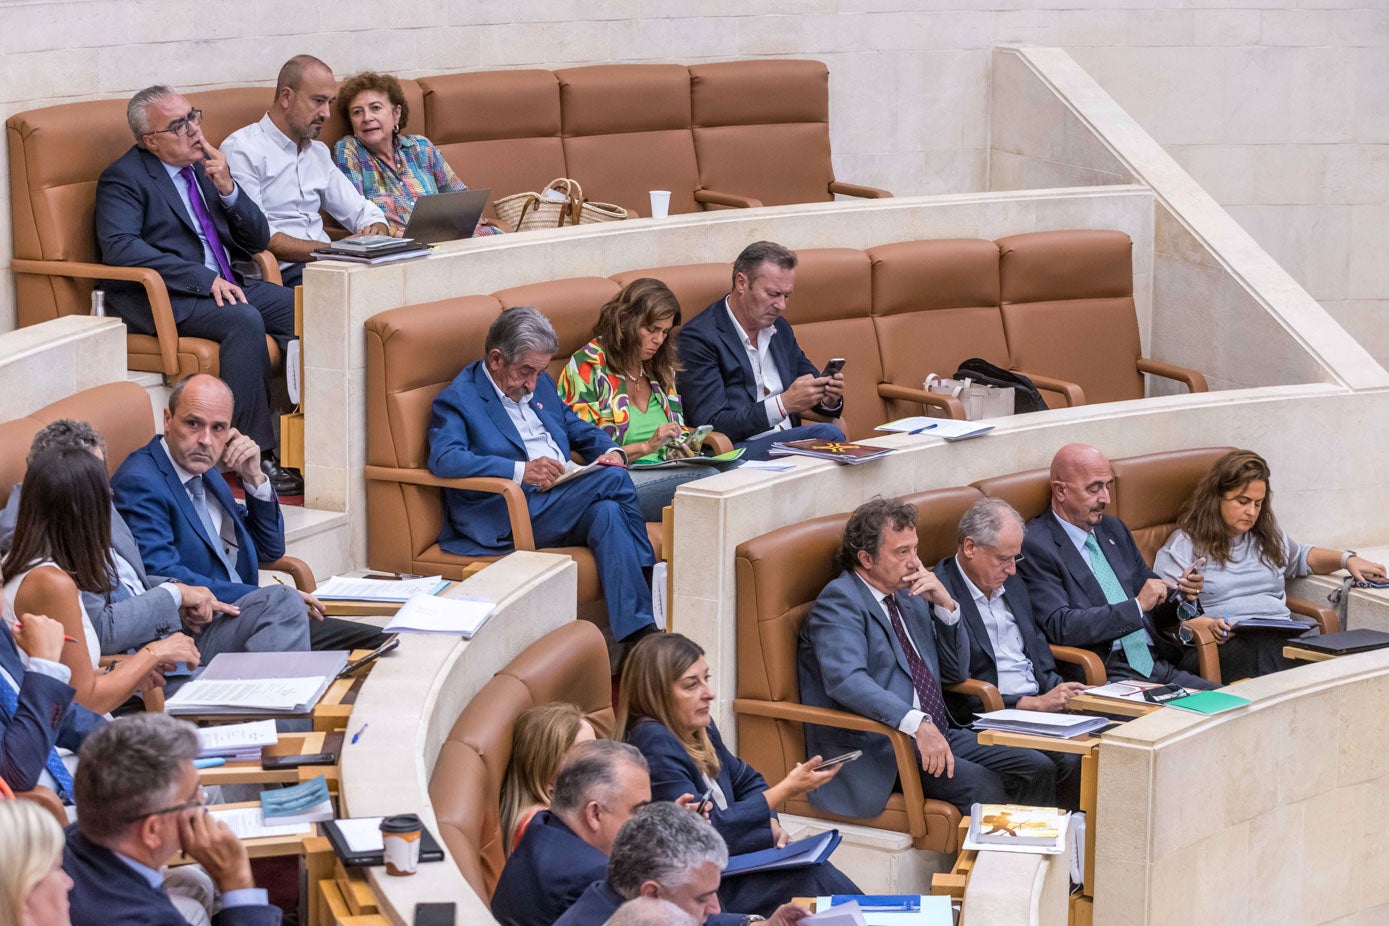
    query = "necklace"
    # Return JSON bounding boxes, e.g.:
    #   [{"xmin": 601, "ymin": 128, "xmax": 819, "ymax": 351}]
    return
[{"xmin": 623, "ymin": 365, "xmax": 648, "ymax": 383}]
